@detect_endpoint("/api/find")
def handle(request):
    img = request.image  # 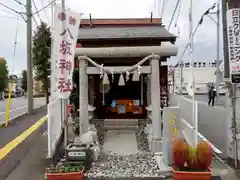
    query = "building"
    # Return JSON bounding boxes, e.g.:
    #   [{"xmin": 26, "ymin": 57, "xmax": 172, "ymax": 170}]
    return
[{"xmin": 169, "ymin": 61, "xmax": 226, "ymax": 94}]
